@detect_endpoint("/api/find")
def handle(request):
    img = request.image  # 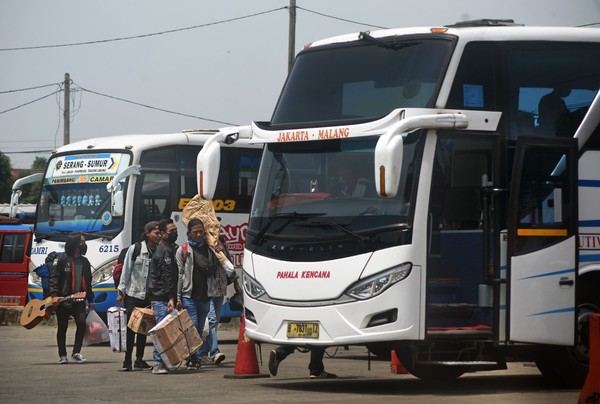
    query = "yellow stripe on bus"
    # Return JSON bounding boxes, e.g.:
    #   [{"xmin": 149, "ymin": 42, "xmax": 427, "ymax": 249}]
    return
[{"xmin": 517, "ymin": 228, "xmax": 568, "ymax": 237}]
